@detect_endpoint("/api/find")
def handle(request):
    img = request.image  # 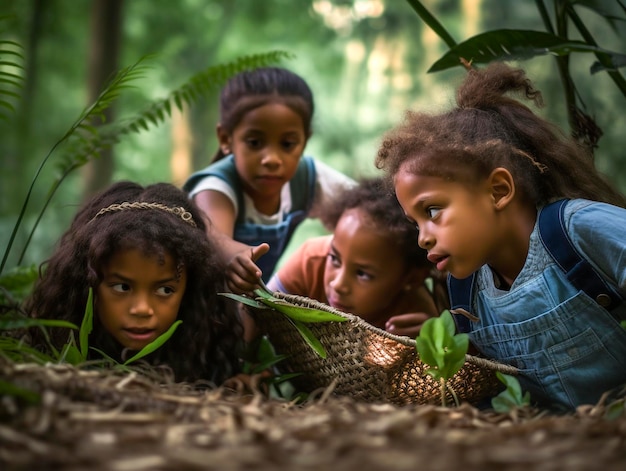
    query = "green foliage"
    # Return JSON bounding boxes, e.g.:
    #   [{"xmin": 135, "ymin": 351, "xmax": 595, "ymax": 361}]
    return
[
  {"xmin": 0, "ymin": 264, "xmax": 38, "ymax": 306},
  {"xmin": 242, "ymin": 336, "xmax": 304, "ymax": 401},
  {"xmin": 604, "ymin": 397, "xmax": 625, "ymax": 420},
  {"xmin": 0, "ymin": 29, "xmax": 24, "ymax": 122},
  {"xmin": 220, "ymin": 286, "xmax": 347, "ymax": 359},
  {"xmin": 1, "ymin": 285, "xmax": 181, "ymax": 371},
  {"xmin": 405, "ymin": 0, "xmax": 626, "ymax": 146},
  {"xmin": 0, "ymin": 45, "xmax": 292, "ymax": 276},
  {"xmin": 491, "ymin": 372, "xmax": 531, "ymax": 413},
  {"xmin": 429, "ymin": 29, "xmax": 611, "ymax": 72},
  {"xmin": 0, "ymin": 379, "xmax": 40, "ymax": 406},
  {"xmin": 415, "ymin": 310, "xmax": 469, "ymax": 406},
  {"xmin": 122, "ymin": 320, "xmax": 182, "ymax": 366}
]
